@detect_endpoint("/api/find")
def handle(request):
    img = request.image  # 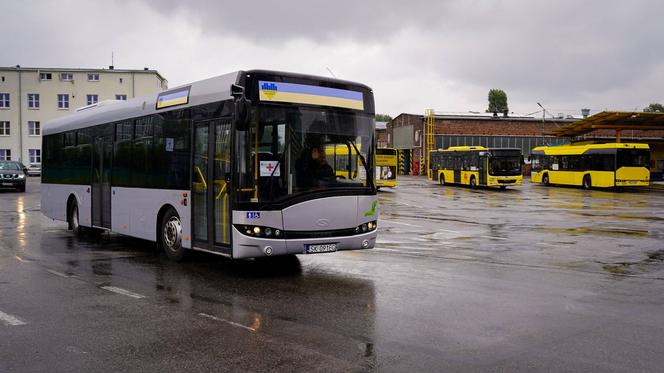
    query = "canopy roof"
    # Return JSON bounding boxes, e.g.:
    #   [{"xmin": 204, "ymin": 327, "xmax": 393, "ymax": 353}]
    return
[{"xmin": 549, "ymin": 111, "xmax": 664, "ymax": 137}]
